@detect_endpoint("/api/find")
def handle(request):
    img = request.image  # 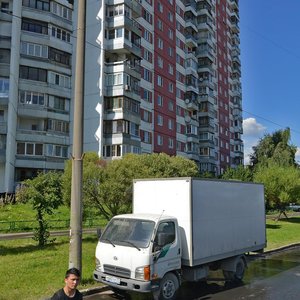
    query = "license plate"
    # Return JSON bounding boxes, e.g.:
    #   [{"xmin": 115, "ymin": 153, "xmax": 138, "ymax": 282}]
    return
[{"xmin": 105, "ymin": 275, "xmax": 121, "ymax": 285}]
